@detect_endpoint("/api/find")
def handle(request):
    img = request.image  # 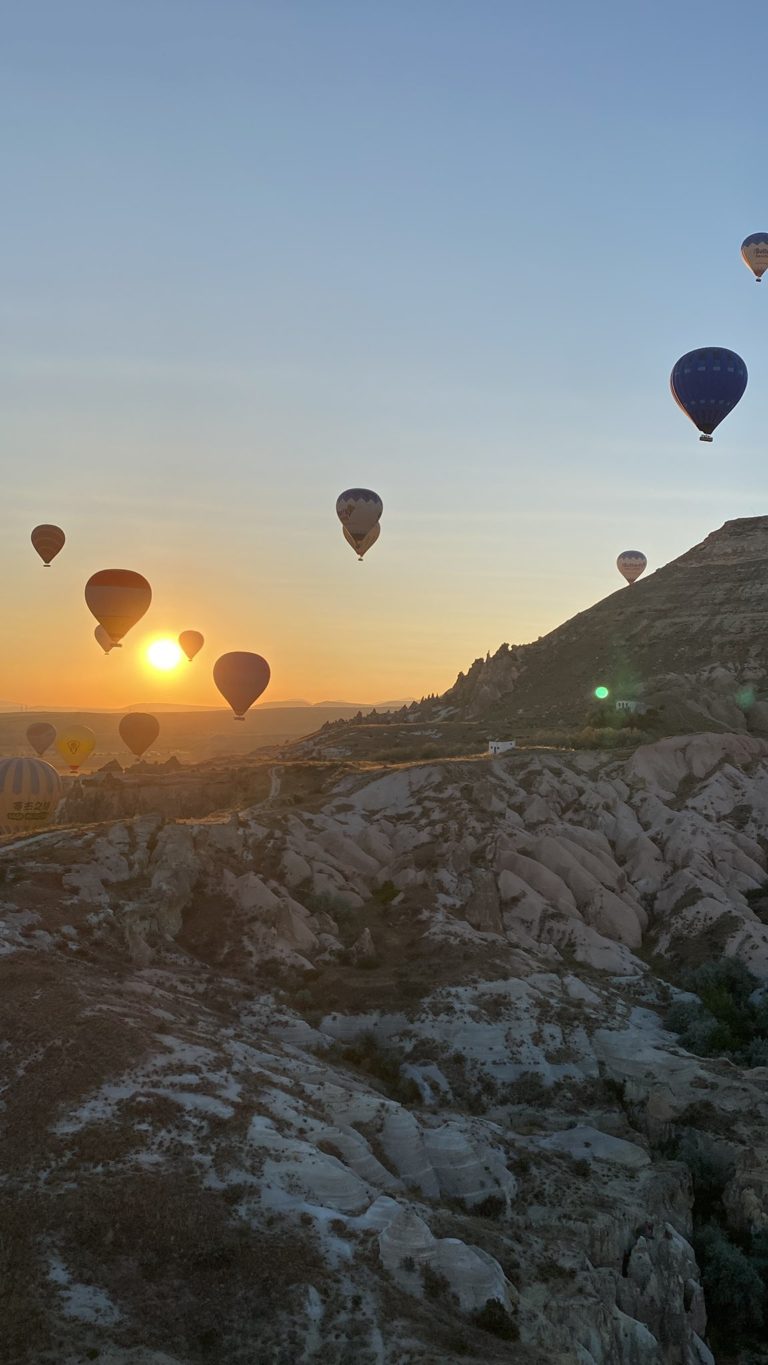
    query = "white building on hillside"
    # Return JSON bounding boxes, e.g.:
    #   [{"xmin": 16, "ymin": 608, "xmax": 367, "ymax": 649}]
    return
[{"xmin": 488, "ymin": 740, "xmax": 517, "ymax": 755}]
